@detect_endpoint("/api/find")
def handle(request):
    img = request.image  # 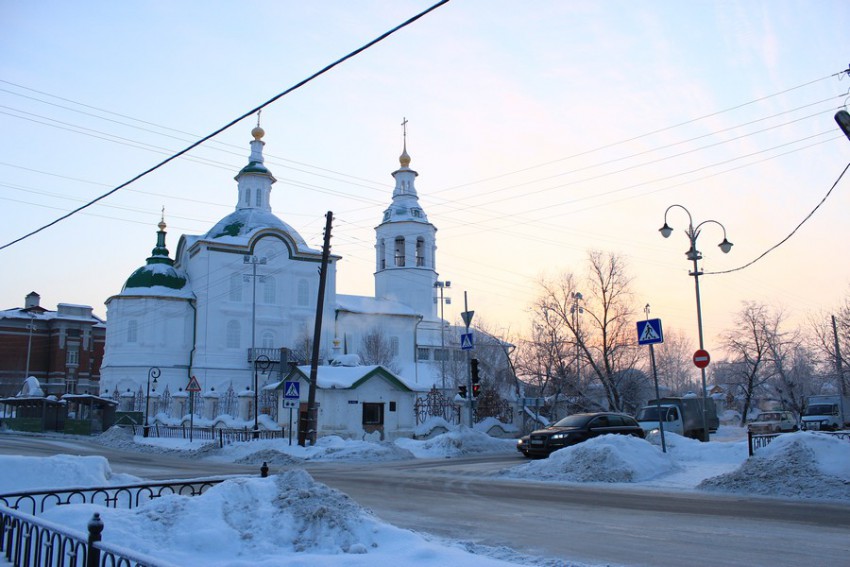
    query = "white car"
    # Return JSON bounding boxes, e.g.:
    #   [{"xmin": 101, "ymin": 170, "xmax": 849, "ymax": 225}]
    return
[{"xmin": 748, "ymin": 411, "xmax": 797, "ymax": 434}]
